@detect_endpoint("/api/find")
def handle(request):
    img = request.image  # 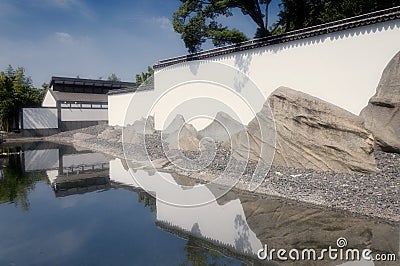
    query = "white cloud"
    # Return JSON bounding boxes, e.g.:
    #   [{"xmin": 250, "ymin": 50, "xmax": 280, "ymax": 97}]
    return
[
  {"xmin": 39, "ymin": 0, "xmax": 94, "ymax": 19},
  {"xmin": 55, "ymin": 32, "xmax": 74, "ymax": 44},
  {"xmin": 152, "ymin": 16, "xmax": 174, "ymax": 32}
]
